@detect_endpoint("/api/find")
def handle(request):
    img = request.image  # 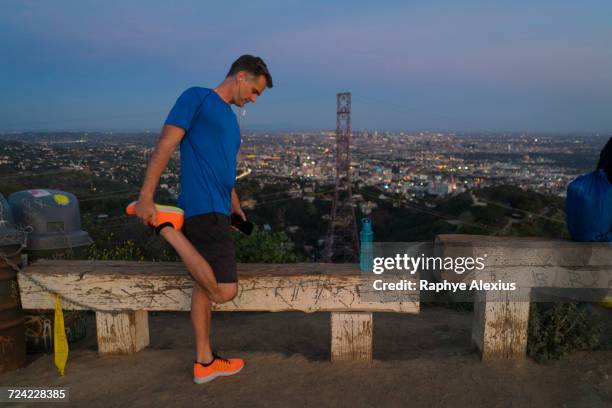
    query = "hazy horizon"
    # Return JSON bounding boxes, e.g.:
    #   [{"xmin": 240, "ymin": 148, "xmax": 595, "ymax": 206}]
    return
[{"xmin": 1, "ymin": 129, "xmax": 610, "ymax": 138}]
